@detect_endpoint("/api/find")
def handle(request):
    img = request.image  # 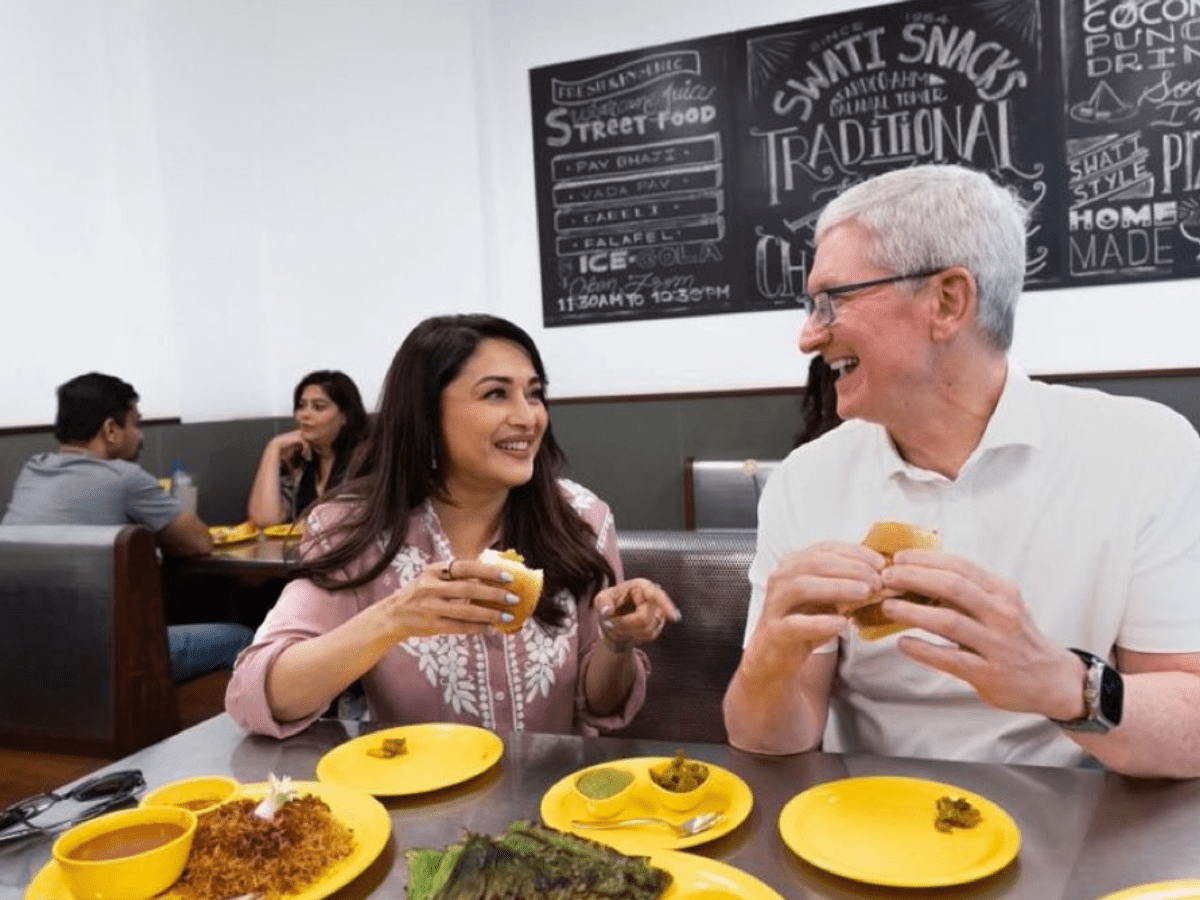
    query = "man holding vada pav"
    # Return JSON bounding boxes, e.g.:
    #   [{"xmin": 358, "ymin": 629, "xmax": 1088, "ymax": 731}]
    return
[{"xmin": 723, "ymin": 164, "xmax": 1200, "ymax": 777}]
